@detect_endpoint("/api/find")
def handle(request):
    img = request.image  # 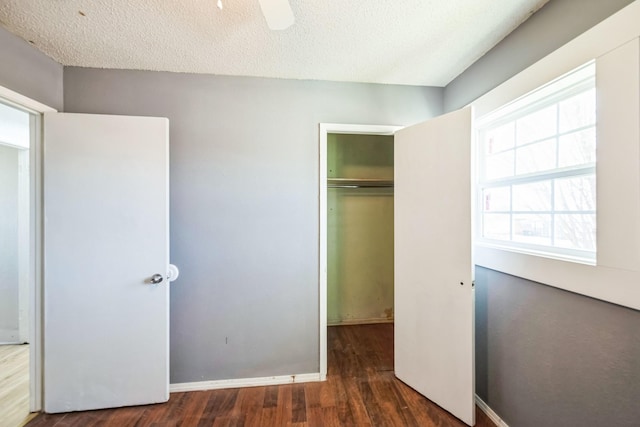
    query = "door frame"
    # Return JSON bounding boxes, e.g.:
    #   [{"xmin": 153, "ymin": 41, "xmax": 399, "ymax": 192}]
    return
[
  {"xmin": 318, "ymin": 123, "xmax": 402, "ymax": 380},
  {"xmin": 0, "ymin": 84, "xmax": 56, "ymax": 412},
  {"xmin": 17, "ymin": 147, "xmax": 30, "ymax": 344}
]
